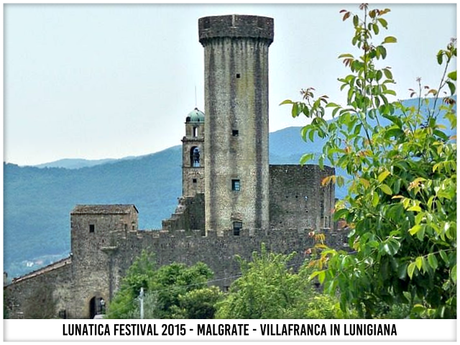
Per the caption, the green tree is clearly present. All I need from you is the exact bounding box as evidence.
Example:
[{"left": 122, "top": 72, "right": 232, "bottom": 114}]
[
  {"left": 152, "top": 261, "right": 214, "bottom": 319},
  {"left": 106, "top": 250, "right": 217, "bottom": 319},
  {"left": 106, "top": 250, "right": 157, "bottom": 319},
  {"left": 216, "top": 244, "right": 346, "bottom": 319},
  {"left": 170, "top": 286, "right": 223, "bottom": 319},
  {"left": 282, "top": 4, "right": 456, "bottom": 318}
]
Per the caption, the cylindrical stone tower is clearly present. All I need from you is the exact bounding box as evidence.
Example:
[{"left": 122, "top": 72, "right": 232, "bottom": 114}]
[{"left": 199, "top": 15, "right": 274, "bottom": 234}]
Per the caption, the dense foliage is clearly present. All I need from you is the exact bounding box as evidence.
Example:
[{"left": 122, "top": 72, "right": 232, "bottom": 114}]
[
  {"left": 106, "top": 251, "right": 220, "bottom": 319},
  {"left": 215, "top": 244, "right": 350, "bottom": 319},
  {"left": 107, "top": 246, "right": 350, "bottom": 319},
  {"left": 282, "top": 4, "right": 456, "bottom": 318}
]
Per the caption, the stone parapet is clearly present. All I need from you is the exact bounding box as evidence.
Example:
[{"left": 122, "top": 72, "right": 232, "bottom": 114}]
[{"left": 199, "top": 15, "right": 274, "bottom": 45}]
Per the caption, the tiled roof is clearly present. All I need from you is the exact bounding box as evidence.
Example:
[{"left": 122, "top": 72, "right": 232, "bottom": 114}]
[{"left": 71, "top": 204, "right": 138, "bottom": 215}]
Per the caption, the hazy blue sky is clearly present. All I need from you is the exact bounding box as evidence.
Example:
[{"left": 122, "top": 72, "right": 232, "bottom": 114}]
[{"left": 4, "top": 3, "right": 456, "bottom": 166}]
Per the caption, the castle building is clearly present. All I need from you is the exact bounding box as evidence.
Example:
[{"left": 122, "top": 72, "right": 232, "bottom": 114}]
[{"left": 4, "top": 15, "right": 339, "bottom": 319}]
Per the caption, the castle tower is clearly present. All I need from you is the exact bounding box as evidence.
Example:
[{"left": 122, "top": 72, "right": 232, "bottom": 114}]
[
  {"left": 182, "top": 108, "right": 205, "bottom": 197},
  {"left": 199, "top": 15, "right": 274, "bottom": 233}
]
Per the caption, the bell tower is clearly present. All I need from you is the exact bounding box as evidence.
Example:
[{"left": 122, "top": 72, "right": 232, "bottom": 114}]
[
  {"left": 182, "top": 108, "right": 205, "bottom": 197},
  {"left": 199, "top": 15, "right": 274, "bottom": 233}
]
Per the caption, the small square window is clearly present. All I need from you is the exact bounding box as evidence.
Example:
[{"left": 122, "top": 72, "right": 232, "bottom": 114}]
[
  {"left": 89, "top": 224, "right": 95, "bottom": 233},
  {"left": 231, "top": 179, "right": 240, "bottom": 191},
  {"left": 233, "top": 221, "right": 242, "bottom": 236},
  {"left": 232, "top": 129, "right": 239, "bottom": 136},
  {"left": 193, "top": 178, "right": 197, "bottom": 183},
  {"left": 236, "top": 73, "right": 241, "bottom": 78}
]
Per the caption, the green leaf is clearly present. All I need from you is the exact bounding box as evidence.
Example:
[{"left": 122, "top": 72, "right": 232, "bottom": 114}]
[
  {"left": 338, "top": 53, "right": 354, "bottom": 59},
  {"left": 299, "top": 153, "right": 315, "bottom": 165},
  {"left": 439, "top": 250, "right": 449, "bottom": 264},
  {"left": 334, "top": 208, "right": 349, "bottom": 220},
  {"left": 447, "top": 70, "right": 457, "bottom": 81},
  {"left": 382, "top": 239, "right": 400, "bottom": 256},
  {"left": 451, "top": 265, "right": 457, "bottom": 283},
  {"left": 378, "top": 170, "right": 390, "bottom": 183},
  {"left": 384, "top": 127, "right": 404, "bottom": 139},
  {"left": 447, "top": 80, "right": 456, "bottom": 96},
  {"left": 383, "top": 36, "right": 397, "bottom": 44},
  {"left": 373, "top": 23, "right": 379, "bottom": 35},
  {"left": 279, "top": 99, "right": 294, "bottom": 105},
  {"left": 359, "top": 178, "right": 370, "bottom": 188},
  {"left": 427, "top": 253, "right": 438, "bottom": 270},
  {"left": 353, "top": 15, "right": 359, "bottom": 27},
  {"left": 437, "top": 50, "right": 444, "bottom": 65},
  {"left": 292, "top": 102, "right": 299, "bottom": 118},
  {"left": 412, "top": 304, "right": 426, "bottom": 315},
  {"left": 407, "top": 262, "right": 416, "bottom": 279},
  {"left": 379, "top": 184, "right": 392, "bottom": 195},
  {"left": 415, "top": 257, "right": 423, "bottom": 270},
  {"left": 397, "top": 262, "right": 408, "bottom": 279},
  {"left": 409, "top": 224, "right": 422, "bottom": 236},
  {"left": 318, "top": 270, "right": 326, "bottom": 284},
  {"left": 377, "top": 17, "right": 388, "bottom": 29},
  {"left": 407, "top": 205, "right": 422, "bottom": 212},
  {"left": 372, "top": 192, "right": 380, "bottom": 207},
  {"left": 383, "top": 68, "right": 393, "bottom": 79},
  {"left": 377, "top": 45, "right": 387, "bottom": 59}
]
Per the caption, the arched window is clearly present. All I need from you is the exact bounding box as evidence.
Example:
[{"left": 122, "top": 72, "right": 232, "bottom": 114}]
[{"left": 191, "top": 147, "right": 200, "bottom": 167}]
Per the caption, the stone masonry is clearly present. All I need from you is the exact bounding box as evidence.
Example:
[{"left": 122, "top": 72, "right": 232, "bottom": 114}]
[{"left": 3, "top": 14, "right": 341, "bottom": 319}]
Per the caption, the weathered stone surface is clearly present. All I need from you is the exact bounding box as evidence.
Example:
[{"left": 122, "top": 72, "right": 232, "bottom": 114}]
[
  {"left": 3, "top": 15, "right": 340, "bottom": 319},
  {"left": 202, "top": 15, "right": 272, "bottom": 232},
  {"left": 199, "top": 15, "right": 274, "bottom": 44}
]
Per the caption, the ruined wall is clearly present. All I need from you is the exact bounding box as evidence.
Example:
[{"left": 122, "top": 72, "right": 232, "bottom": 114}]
[
  {"left": 162, "top": 193, "right": 205, "bottom": 233},
  {"left": 269, "top": 165, "right": 335, "bottom": 231}
]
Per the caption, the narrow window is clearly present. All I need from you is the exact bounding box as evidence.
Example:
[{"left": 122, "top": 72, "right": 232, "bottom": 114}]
[
  {"left": 89, "top": 224, "right": 95, "bottom": 233},
  {"left": 193, "top": 126, "right": 198, "bottom": 138},
  {"left": 232, "top": 129, "right": 239, "bottom": 136},
  {"left": 231, "top": 179, "right": 240, "bottom": 191},
  {"left": 233, "top": 222, "right": 242, "bottom": 236},
  {"left": 191, "top": 147, "right": 200, "bottom": 167}
]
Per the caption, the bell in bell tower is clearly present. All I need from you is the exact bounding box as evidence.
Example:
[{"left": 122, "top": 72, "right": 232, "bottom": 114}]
[{"left": 182, "top": 108, "right": 205, "bottom": 197}]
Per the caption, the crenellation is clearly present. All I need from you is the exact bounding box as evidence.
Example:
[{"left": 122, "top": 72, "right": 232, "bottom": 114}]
[{"left": 3, "top": 13, "right": 340, "bottom": 319}]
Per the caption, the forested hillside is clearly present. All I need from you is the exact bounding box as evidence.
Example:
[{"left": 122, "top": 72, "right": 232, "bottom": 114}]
[{"left": 4, "top": 147, "right": 182, "bottom": 278}]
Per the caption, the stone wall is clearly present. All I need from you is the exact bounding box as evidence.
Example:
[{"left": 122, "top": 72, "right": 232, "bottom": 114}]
[
  {"left": 111, "top": 226, "right": 348, "bottom": 294},
  {"left": 4, "top": 222, "right": 347, "bottom": 318},
  {"left": 269, "top": 164, "right": 335, "bottom": 231},
  {"left": 201, "top": 15, "right": 273, "bottom": 232},
  {"left": 4, "top": 258, "right": 73, "bottom": 319},
  {"left": 162, "top": 193, "right": 205, "bottom": 233}
]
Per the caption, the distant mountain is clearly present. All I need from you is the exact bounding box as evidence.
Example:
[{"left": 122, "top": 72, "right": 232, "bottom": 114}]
[
  {"left": 32, "top": 156, "right": 140, "bottom": 169},
  {"left": 3, "top": 97, "right": 455, "bottom": 278},
  {"left": 4, "top": 146, "right": 183, "bottom": 278}
]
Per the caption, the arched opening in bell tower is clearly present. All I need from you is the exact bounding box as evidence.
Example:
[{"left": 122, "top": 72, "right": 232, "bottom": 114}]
[{"left": 191, "top": 146, "right": 201, "bottom": 167}]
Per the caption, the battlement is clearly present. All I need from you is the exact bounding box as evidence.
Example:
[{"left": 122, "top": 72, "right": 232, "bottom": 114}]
[
  {"left": 199, "top": 15, "right": 274, "bottom": 45},
  {"left": 122, "top": 226, "right": 343, "bottom": 244}
]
